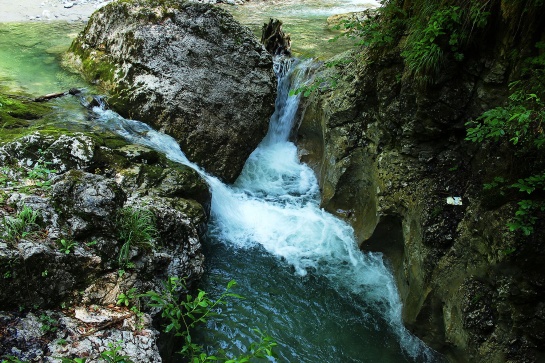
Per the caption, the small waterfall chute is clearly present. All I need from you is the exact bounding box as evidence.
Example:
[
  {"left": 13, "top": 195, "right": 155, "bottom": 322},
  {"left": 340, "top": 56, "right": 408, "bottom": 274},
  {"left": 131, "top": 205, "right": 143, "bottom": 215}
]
[{"left": 89, "top": 59, "right": 439, "bottom": 362}]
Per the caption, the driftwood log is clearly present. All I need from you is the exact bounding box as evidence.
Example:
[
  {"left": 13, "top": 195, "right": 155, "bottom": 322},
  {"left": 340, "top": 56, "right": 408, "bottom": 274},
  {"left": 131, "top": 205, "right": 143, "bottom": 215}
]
[
  {"left": 34, "top": 88, "right": 81, "bottom": 102},
  {"left": 261, "top": 18, "right": 291, "bottom": 56}
]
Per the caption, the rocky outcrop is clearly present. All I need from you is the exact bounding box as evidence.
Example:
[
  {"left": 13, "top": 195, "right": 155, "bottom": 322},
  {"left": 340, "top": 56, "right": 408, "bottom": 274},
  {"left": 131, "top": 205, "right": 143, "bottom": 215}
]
[
  {"left": 66, "top": 0, "right": 276, "bottom": 183},
  {"left": 0, "top": 310, "right": 161, "bottom": 362},
  {"left": 297, "top": 4, "right": 545, "bottom": 363},
  {"left": 0, "top": 128, "right": 210, "bottom": 361}
]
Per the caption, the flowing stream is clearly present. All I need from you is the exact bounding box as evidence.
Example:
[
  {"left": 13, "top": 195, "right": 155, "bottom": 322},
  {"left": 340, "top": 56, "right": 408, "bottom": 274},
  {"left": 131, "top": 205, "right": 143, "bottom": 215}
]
[
  {"left": 0, "top": 10, "right": 443, "bottom": 363},
  {"left": 91, "top": 59, "right": 443, "bottom": 363}
]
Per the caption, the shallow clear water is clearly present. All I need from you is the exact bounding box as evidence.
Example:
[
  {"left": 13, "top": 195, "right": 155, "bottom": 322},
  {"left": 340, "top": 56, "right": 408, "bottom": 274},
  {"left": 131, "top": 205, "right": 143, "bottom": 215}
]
[
  {"left": 223, "top": 0, "right": 380, "bottom": 58},
  {"left": 0, "top": 21, "right": 90, "bottom": 96}
]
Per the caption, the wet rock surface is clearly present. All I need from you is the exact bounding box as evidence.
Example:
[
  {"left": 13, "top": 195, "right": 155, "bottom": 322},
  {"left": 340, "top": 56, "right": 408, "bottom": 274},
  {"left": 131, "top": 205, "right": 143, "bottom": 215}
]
[
  {"left": 298, "top": 25, "right": 545, "bottom": 363},
  {"left": 66, "top": 0, "right": 276, "bottom": 183}
]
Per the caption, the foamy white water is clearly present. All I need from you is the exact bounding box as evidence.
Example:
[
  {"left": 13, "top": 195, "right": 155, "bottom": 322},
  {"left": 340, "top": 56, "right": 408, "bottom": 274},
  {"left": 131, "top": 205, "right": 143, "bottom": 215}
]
[{"left": 92, "top": 58, "right": 437, "bottom": 362}]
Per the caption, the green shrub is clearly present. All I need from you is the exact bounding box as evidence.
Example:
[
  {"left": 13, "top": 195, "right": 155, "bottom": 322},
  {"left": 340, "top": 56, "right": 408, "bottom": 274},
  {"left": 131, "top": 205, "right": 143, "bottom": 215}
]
[
  {"left": 466, "top": 42, "right": 545, "bottom": 235},
  {"left": 401, "top": 4, "right": 489, "bottom": 83},
  {"left": 143, "top": 278, "right": 277, "bottom": 362}
]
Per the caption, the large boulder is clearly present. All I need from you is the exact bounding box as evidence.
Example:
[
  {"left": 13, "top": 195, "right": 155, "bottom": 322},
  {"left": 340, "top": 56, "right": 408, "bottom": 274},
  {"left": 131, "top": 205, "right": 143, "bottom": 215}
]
[{"left": 67, "top": 0, "right": 277, "bottom": 182}]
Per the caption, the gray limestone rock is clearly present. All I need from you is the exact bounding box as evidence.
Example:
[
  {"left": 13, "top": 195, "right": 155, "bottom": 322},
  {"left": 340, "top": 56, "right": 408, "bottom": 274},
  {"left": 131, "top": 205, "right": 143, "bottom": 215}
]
[
  {"left": 52, "top": 170, "right": 126, "bottom": 237},
  {"left": 67, "top": 0, "right": 277, "bottom": 182}
]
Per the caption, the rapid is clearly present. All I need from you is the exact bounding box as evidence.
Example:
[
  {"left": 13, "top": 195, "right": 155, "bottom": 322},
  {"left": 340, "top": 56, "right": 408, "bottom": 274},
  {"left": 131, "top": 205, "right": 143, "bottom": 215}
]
[{"left": 92, "top": 58, "right": 442, "bottom": 363}]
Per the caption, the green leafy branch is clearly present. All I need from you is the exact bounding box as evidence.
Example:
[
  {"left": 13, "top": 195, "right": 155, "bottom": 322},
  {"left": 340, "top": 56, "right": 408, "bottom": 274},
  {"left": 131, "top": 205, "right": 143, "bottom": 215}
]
[
  {"left": 142, "top": 278, "right": 276, "bottom": 362},
  {"left": 466, "top": 74, "right": 545, "bottom": 235}
]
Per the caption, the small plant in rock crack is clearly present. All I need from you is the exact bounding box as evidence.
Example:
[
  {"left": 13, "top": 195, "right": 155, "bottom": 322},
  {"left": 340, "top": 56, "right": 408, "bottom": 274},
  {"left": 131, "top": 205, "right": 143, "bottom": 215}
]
[
  {"left": 116, "top": 207, "right": 157, "bottom": 268},
  {"left": 117, "top": 287, "right": 138, "bottom": 307},
  {"left": 99, "top": 342, "right": 134, "bottom": 363},
  {"left": 39, "top": 313, "right": 58, "bottom": 334},
  {"left": 26, "top": 158, "right": 57, "bottom": 189},
  {"left": 1, "top": 356, "right": 28, "bottom": 363},
  {"left": 57, "top": 239, "right": 76, "bottom": 254},
  {"left": 2, "top": 205, "right": 40, "bottom": 242}
]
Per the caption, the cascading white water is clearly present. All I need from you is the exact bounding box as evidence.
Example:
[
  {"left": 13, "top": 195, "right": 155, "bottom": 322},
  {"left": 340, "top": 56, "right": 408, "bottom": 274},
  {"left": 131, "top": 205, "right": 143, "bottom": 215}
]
[{"left": 91, "top": 58, "right": 440, "bottom": 362}]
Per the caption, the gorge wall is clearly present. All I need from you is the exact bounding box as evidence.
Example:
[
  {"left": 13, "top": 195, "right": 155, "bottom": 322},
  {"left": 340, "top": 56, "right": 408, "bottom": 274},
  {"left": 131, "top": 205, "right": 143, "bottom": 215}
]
[{"left": 297, "top": 1, "right": 545, "bottom": 362}]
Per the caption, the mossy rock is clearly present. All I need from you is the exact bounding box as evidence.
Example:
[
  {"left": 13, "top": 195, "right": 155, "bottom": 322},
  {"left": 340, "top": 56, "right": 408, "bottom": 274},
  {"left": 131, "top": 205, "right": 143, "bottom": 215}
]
[
  {"left": 66, "top": 0, "right": 276, "bottom": 183},
  {"left": 0, "top": 93, "right": 52, "bottom": 130}
]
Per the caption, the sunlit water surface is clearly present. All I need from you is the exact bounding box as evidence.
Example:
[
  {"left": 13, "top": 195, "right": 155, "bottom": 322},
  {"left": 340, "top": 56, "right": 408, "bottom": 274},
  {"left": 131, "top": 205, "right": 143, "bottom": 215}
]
[{"left": 222, "top": 0, "right": 380, "bottom": 58}]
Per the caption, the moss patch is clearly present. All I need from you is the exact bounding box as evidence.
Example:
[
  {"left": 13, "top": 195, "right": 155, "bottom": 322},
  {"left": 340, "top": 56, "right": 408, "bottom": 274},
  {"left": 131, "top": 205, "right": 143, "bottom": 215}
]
[{"left": 0, "top": 93, "right": 52, "bottom": 128}]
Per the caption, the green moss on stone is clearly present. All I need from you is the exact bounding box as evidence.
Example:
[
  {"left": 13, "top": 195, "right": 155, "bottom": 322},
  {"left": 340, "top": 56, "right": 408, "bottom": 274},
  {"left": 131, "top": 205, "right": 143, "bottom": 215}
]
[{"left": 0, "top": 93, "right": 52, "bottom": 126}]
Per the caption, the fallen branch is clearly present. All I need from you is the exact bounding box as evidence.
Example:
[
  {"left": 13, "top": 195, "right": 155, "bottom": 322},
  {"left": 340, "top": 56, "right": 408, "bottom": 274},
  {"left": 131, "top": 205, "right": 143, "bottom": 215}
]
[
  {"left": 79, "top": 313, "right": 133, "bottom": 338},
  {"left": 34, "top": 88, "right": 82, "bottom": 102}
]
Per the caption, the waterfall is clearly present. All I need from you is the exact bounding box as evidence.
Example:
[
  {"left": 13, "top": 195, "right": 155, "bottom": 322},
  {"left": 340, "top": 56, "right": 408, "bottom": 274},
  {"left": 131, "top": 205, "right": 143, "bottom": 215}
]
[{"left": 90, "top": 58, "right": 440, "bottom": 362}]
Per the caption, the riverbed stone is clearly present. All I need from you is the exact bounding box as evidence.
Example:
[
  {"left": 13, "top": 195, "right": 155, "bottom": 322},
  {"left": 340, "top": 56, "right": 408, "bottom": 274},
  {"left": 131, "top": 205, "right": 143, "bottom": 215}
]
[{"left": 66, "top": 0, "right": 276, "bottom": 182}]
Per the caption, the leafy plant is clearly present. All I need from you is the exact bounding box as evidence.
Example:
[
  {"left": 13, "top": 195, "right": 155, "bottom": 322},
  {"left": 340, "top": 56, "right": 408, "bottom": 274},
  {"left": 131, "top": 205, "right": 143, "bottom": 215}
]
[
  {"left": 2, "top": 205, "right": 40, "bottom": 242},
  {"left": 85, "top": 240, "right": 98, "bottom": 247},
  {"left": 466, "top": 49, "right": 545, "bottom": 235},
  {"left": 117, "top": 287, "right": 138, "bottom": 307},
  {"left": 26, "top": 160, "right": 57, "bottom": 188},
  {"left": 0, "top": 167, "right": 10, "bottom": 187},
  {"left": 401, "top": 5, "right": 465, "bottom": 83},
  {"left": 57, "top": 239, "right": 76, "bottom": 254},
  {"left": 1, "top": 356, "right": 28, "bottom": 363},
  {"left": 39, "top": 313, "right": 58, "bottom": 333},
  {"left": 289, "top": 76, "right": 337, "bottom": 97},
  {"left": 58, "top": 358, "right": 87, "bottom": 363},
  {"left": 143, "top": 278, "right": 276, "bottom": 361},
  {"left": 116, "top": 207, "right": 157, "bottom": 268},
  {"left": 99, "top": 342, "right": 134, "bottom": 363},
  {"left": 507, "top": 199, "right": 544, "bottom": 236},
  {"left": 466, "top": 87, "right": 545, "bottom": 148}
]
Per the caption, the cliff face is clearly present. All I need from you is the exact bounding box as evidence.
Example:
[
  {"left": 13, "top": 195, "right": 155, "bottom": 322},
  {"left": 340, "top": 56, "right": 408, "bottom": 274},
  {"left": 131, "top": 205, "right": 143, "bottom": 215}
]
[{"left": 297, "top": 1, "right": 545, "bottom": 361}]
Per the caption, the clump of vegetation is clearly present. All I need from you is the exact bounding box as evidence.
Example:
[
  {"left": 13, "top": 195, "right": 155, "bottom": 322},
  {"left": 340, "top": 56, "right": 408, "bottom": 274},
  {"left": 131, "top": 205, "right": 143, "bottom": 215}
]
[
  {"left": 466, "top": 41, "right": 545, "bottom": 235},
  {"left": 329, "top": 0, "right": 493, "bottom": 84},
  {"left": 26, "top": 159, "right": 56, "bottom": 189},
  {"left": 39, "top": 313, "right": 58, "bottom": 334},
  {"left": 57, "top": 238, "right": 77, "bottom": 254},
  {"left": 2, "top": 205, "right": 41, "bottom": 242},
  {"left": 400, "top": 2, "right": 490, "bottom": 84},
  {"left": 116, "top": 207, "right": 157, "bottom": 268}
]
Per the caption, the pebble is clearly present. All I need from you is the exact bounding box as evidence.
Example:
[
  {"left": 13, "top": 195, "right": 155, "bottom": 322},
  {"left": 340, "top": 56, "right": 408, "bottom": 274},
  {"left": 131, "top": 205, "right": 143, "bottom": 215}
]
[{"left": 64, "top": 2, "right": 74, "bottom": 8}]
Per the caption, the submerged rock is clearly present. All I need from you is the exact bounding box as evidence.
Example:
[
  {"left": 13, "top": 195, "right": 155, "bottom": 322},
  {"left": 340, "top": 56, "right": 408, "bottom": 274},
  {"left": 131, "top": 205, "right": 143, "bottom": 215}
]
[{"left": 66, "top": 0, "right": 276, "bottom": 182}]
